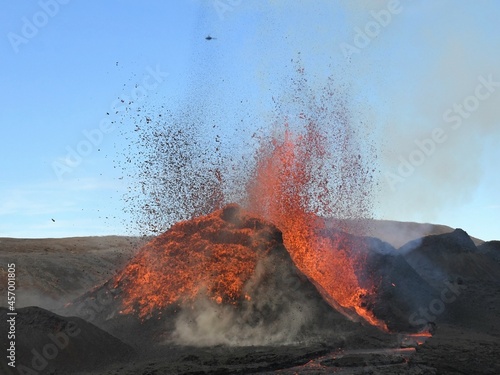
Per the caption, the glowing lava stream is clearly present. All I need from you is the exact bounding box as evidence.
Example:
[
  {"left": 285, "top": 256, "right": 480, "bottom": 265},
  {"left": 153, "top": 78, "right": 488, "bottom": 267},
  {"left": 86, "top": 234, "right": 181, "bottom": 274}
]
[{"left": 247, "top": 124, "right": 387, "bottom": 330}]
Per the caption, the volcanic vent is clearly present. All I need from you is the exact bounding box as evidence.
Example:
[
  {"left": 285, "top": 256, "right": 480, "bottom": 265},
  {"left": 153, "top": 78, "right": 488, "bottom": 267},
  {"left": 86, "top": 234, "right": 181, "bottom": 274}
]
[{"left": 74, "top": 204, "right": 370, "bottom": 346}]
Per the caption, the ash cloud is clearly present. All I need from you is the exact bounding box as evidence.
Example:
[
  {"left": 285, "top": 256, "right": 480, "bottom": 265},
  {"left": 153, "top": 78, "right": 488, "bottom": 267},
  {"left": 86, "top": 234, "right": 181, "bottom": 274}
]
[
  {"left": 171, "top": 290, "right": 314, "bottom": 346},
  {"left": 1, "top": 288, "right": 66, "bottom": 310},
  {"left": 172, "top": 304, "right": 311, "bottom": 347}
]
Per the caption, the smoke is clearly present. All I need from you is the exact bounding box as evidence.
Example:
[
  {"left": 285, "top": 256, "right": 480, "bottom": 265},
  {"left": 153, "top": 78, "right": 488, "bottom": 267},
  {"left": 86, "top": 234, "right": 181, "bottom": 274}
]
[
  {"left": 373, "top": 1, "right": 500, "bottom": 221},
  {"left": 171, "top": 252, "right": 323, "bottom": 346},
  {"left": 171, "top": 294, "right": 312, "bottom": 346},
  {"left": 0, "top": 289, "right": 66, "bottom": 311}
]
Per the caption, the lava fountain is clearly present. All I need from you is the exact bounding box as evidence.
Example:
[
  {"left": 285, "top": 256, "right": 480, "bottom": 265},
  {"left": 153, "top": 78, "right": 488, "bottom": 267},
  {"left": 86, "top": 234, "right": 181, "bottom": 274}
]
[
  {"left": 117, "top": 69, "right": 387, "bottom": 331},
  {"left": 247, "top": 122, "right": 386, "bottom": 330}
]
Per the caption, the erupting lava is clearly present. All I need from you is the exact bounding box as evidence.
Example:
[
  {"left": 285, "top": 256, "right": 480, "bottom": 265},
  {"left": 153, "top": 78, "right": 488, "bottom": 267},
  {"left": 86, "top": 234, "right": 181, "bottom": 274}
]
[
  {"left": 118, "top": 70, "right": 386, "bottom": 330},
  {"left": 115, "top": 121, "right": 386, "bottom": 329},
  {"left": 113, "top": 204, "right": 282, "bottom": 318},
  {"left": 247, "top": 123, "right": 386, "bottom": 329}
]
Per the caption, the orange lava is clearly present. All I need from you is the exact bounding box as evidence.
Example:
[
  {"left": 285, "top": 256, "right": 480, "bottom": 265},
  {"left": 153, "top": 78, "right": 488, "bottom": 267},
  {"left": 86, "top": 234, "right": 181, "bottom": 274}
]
[
  {"left": 113, "top": 205, "right": 281, "bottom": 318},
  {"left": 247, "top": 123, "right": 387, "bottom": 329}
]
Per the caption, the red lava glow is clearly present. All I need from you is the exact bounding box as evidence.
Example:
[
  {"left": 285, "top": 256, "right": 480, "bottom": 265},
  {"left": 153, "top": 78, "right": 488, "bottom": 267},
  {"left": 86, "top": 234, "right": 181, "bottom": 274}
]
[
  {"left": 113, "top": 204, "right": 281, "bottom": 318},
  {"left": 247, "top": 123, "right": 387, "bottom": 330}
]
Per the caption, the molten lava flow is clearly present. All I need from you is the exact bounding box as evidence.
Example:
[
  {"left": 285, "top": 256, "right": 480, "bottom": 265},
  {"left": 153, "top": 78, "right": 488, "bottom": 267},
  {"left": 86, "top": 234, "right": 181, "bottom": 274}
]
[
  {"left": 113, "top": 204, "right": 282, "bottom": 318},
  {"left": 247, "top": 123, "right": 387, "bottom": 329}
]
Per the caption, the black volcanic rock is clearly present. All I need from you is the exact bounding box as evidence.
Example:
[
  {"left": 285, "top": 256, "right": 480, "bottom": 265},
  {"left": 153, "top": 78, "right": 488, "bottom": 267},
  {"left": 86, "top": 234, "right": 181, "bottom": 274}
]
[
  {"left": 401, "top": 229, "right": 500, "bottom": 285},
  {"left": 324, "top": 217, "right": 478, "bottom": 248},
  {"left": 316, "top": 228, "right": 438, "bottom": 332},
  {"left": 395, "top": 230, "right": 500, "bottom": 332},
  {"left": 478, "top": 240, "right": 500, "bottom": 264},
  {"left": 0, "top": 306, "right": 134, "bottom": 375},
  {"left": 401, "top": 228, "right": 478, "bottom": 255},
  {"left": 365, "top": 250, "right": 438, "bottom": 332}
]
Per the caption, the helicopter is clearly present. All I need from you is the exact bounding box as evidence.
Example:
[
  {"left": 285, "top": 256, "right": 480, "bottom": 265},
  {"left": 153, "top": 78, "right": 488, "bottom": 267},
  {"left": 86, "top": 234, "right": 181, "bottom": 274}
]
[{"left": 205, "top": 35, "right": 217, "bottom": 41}]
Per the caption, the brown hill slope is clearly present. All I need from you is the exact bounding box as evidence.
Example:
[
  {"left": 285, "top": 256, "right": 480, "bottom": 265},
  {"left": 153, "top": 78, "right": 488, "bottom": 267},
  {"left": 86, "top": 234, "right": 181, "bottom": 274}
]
[{"left": 0, "top": 236, "right": 144, "bottom": 309}]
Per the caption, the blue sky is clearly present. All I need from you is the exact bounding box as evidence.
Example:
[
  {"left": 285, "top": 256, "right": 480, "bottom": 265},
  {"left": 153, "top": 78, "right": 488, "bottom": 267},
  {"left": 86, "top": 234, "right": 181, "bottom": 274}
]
[{"left": 1, "top": 1, "right": 499, "bottom": 241}]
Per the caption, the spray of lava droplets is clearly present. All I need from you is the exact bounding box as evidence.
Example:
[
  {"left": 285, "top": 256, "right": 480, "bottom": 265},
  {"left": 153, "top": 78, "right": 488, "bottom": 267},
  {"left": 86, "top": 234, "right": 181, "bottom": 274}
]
[
  {"left": 118, "top": 69, "right": 386, "bottom": 329},
  {"left": 246, "top": 119, "right": 386, "bottom": 329}
]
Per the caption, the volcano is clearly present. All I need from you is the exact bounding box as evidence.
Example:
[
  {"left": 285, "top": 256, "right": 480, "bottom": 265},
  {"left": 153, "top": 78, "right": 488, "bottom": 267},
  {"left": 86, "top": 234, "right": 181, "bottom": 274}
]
[{"left": 69, "top": 204, "right": 390, "bottom": 348}]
